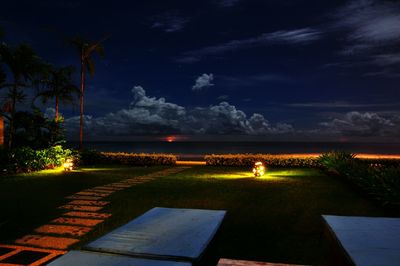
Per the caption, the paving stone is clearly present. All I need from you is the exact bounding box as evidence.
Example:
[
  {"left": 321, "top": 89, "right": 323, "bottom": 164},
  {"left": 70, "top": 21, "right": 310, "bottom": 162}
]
[
  {"left": 35, "top": 224, "right": 92, "bottom": 237},
  {"left": 59, "top": 205, "right": 103, "bottom": 212},
  {"left": 75, "top": 191, "right": 111, "bottom": 197},
  {"left": 66, "top": 195, "right": 103, "bottom": 200},
  {"left": 91, "top": 186, "right": 119, "bottom": 191},
  {"left": 51, "top": 217, "right": 104, "bottom": 227},
  {"left": 86, "top": 188, "right": 119, "bottom": 193},
  {"left": 67, "top": 200, "right": 109, "bottom": 206},
  {"left": 15, "top": 235, "right": 78, "bottom": 250},
  {"left": 63, "top": 211, "right": 112, "bottom": 219},
  {"left": 108, "top": 183, "right": 132, "bottom": 188},
  {"left": 0, "top": 244, "right": 65, "bottom": 266}
]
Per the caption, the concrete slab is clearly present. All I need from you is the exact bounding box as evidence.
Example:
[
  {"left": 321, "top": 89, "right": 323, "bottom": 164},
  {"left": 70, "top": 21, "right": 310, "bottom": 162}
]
[
  {"left": 48, "top": 250, "right": 191, "bottom": 266},
  {"left": 85, "top": 207, "right": 226, "bottom": 261},
  {"left": 322, "top": 215, "right": 400, "bottom": 266},
  {"left": 218, "top": 258, "right": 305, "bottom": 266}
]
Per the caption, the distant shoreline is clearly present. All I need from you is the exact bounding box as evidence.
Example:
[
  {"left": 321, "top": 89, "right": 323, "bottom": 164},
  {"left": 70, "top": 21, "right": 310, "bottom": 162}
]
[{"left": 65, "top": 141, "right": 400, "bottom": 159}]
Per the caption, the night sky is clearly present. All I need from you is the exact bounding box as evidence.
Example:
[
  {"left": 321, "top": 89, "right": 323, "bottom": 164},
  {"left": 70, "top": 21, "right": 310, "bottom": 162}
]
[{"left": 1, "top": 0, "right": 400, "bottom": 142}]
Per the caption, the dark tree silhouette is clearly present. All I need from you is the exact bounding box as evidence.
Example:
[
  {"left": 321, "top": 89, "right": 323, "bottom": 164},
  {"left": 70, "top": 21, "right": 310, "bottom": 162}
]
[
  {"left": 35, "top": 65, "right": 79, "bottom": 120},
  {"left": 70, "top": 35, "right": 108, "bottom": 149},
  {"left": 0, "top": 43, "right": 46, "bottom": 149}
]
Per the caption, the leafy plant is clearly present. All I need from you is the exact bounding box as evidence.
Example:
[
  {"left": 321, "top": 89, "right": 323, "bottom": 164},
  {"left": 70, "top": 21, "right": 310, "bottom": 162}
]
[
  {"left": 318, "top": 151, "right": 356, "bottom": 172},
  {"left": 2, "top": 145, "right": 73, "bottom": 173}
]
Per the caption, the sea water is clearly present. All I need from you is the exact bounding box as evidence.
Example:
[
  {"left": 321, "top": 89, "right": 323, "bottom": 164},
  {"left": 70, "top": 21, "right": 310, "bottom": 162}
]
[{"left": 66, "top": 141, "right": 400, "bottom": 160}]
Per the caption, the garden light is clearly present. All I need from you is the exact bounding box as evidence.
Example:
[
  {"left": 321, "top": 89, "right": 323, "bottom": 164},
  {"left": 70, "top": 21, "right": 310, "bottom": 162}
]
[
  {"left": 63, "top": 158, "right": 74, "bottom": 171},
  {"left": 252, "top": 161, "right": 265, "bottom": 177}
]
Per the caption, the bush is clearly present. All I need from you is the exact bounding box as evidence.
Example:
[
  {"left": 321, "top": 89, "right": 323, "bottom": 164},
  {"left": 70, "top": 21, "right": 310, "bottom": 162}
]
[
  {"left": 79, "top": 149, "right": 106, "bottom": 165},
  {"left": 205, "top": 154, "right": 320, "bottom": 167},
  {"left": 79, "top": 150, "right": 177, "bottom": 166},
  {"left": 2, "top": 145, "right": 74, "bottom": 173},
  {"left": 318, "top": 151, "right": 356, "bottom": 172},
  {"left": 318, "top": 151, "right": 400, "bottom": 206}
]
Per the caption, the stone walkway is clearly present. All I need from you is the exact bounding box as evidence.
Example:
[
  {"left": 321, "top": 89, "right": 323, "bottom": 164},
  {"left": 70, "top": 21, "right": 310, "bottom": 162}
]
[{"left": 0, "top": 166, "right": 190, "bottom": 265}]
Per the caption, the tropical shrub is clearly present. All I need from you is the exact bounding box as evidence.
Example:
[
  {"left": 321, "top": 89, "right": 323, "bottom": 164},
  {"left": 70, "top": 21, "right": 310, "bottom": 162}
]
[
  {"left": 205, "top": 154, "right": 320, "bottom": 167},
  {"left": 318, "top": 151, "right": 356, "bottom": 172},
  {"left": 2, "top": 145, "right": 74, "bottom": 173},
  {"left": 318, "top": 151, "right": 400, "bottom": 206}
]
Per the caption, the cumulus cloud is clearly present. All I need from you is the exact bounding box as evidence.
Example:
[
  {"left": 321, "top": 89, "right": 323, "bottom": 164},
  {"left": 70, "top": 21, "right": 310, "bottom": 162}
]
[
  {"left": 175, "top": 28, "right": 322, "bottom": 63},
  {"left": 320, "top": 111, "right": 397, "bottom": 137},
  {"left": 192, "top": 73, "right": 214, "bottom": 91},
  {"left": 65, "top": 86, "right": 293, "bottom": 138}
]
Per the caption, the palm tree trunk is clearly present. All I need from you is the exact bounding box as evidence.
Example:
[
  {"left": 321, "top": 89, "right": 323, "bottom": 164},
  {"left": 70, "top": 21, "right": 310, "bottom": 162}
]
[
  {"left": 7, "top": 85, "right": 17, "bottom": 149},
  {"left": 55, "top": 96, "right": 59, "bottom": 121},
  {"left": 79, "top": 53, "right": 85, "bottom": 150}
]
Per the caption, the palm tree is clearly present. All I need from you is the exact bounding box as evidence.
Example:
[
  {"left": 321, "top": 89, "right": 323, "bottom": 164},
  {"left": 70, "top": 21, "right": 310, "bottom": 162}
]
[
  {"left": 35, "top": 65, "right": 79, "bottom": 120},
  {"left": 0, "top": 43, "right": 45, "bottom": 149},
  {"left": 70, "top": 35, "right": 108, "bottom": 149}
]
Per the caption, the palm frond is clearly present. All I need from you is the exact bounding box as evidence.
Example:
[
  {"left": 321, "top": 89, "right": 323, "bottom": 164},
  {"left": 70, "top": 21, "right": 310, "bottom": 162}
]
[{"left": 86, "top": 58, "right": 95, "bottom": 76}]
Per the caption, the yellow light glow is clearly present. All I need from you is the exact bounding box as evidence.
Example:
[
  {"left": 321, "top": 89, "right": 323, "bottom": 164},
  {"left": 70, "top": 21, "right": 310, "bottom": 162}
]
[
  {"left": 252, "top": 161, "right": 265, "bottom": 177},
  {"left": 63, "top": 159, "right": 74, "bottom": 171}
]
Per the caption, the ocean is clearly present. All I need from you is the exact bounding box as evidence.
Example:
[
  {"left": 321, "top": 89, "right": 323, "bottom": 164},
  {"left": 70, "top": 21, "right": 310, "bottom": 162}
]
[{"left": 67, "top": 141, "right": 400, "bottom": 160}]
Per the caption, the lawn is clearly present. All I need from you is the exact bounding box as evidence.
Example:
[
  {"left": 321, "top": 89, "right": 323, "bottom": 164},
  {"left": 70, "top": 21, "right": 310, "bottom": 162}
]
[{"left": 1, "top": 165, "right": 399, "bottom": 265}]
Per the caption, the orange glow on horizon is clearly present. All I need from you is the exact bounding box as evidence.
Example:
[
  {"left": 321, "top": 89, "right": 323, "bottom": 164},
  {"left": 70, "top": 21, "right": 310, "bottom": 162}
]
[{"left": 166, "top": 136, "right": 176, "bottom": 142}]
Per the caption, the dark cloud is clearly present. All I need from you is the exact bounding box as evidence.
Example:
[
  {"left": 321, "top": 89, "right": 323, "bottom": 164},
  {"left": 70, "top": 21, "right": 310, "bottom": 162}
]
[
  {"left": 320, "top": 111, "right": 398, "bottom": 137},
  {"left": 149, "top": 11, "right": 189, "bottom": 33},
  {"left": 286, "top": 101, "right": 399, "bottom": 109},
  {"left": 220, "top": 74, "right": 292, "bottom": 87},
  {"left": 65, "top": 86, "right": 293, "bottom": 138},
  {"left": 334, "top": 0, "right": 400, "bottom": 46},
  {"left": 218, "top": 0, "right": 241, "bottom": 8},
  {"left": 331, "top": 0, "right": 400, "bottom": 76},
  {"left": 175, "top": 28, "right": 322, "bottom": 63}
]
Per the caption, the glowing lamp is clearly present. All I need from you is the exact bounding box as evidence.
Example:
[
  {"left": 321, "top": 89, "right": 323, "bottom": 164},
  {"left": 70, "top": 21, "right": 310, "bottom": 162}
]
[
  {"left": 252, "top": 161, "right": 265, "bottom": 177},
  {"left": 63, "top": 158, "right": 74, "bottom": 171}
]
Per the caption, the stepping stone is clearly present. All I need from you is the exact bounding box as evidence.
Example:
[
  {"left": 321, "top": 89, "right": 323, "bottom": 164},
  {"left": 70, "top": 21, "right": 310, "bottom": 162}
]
[
  {"left": 66, "top": 195, "right": 103, "bottom": 200},
  {"left": 91, "top": 186, "right": 119, "bottom": 191},
  {"left": 67, "top": 200, "right": 109, "bottom": 206},
  {"left": 59, "top": 205, "right": 103, "bottom": 212},
  {"left": 85, "top": 188, "right": 119, "bottom": 193},
  {"left": 107, "top": 184, "right": 132, "bottom": 188},
  {"left": 76, "top": 192, "right": 111, "bottom": 197},
  {"left": 35, "top": 224, "right": 92, "bottom": 237},
  {"left": 0, "top": 244, "right": 65, "bottom": 266},
  {"left": 51, "top": 217, "right": 104, "bottom": 227},
  {"left": 63, "top": 211, "right": 112, "bottom": 219},
  {"left": 125, "top": 180, "right": 146, "bottom": 184},
  {"left": 15, "top": 235, "right": 78, "bottom": 250}
]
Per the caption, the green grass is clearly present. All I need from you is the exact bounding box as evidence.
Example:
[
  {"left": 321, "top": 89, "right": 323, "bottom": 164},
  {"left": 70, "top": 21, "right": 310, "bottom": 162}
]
[
  {"left": 0, "top": 165, "right": 168, "bottom": 241},
  {"left": 1, "top": 165, "right": 399, "bottom": 265}
]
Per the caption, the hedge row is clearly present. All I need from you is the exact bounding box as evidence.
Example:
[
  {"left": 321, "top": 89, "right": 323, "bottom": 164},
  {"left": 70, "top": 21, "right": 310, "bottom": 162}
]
[
  {"left": 204, "top": 154, "right": 321, "bottom": 167},
  {"left": 80, "top": 150, "right": 177, "bottom": 166}
]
